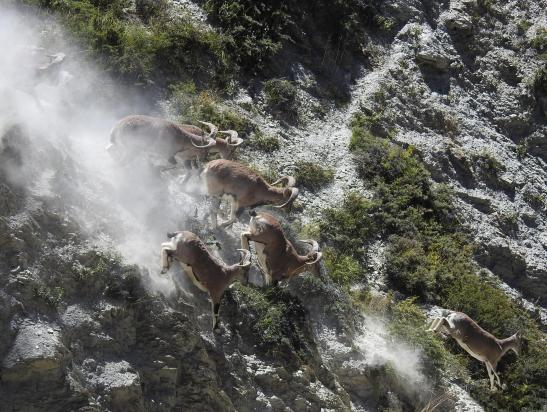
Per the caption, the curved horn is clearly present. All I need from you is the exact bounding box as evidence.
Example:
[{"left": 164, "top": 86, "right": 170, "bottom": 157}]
[
  {"left": 220, "top": 130, "right": 238, "bottom": 144},
  {"left": 236, "top": 249, "right": 251, "bottom": 268},
  {"left": 191, "top": 138, "right": 216, "bottom": 148},
  {"left": 272, "top": 175, "right": 296, "bottom": 188},
  {"left": 198, "top": 121, "right": 218, "bottom": 139},
  {"left": 275, "top": 187, "right": 299, "bottom": 208},
  {"left": 299, "top": 239, "right": 319, "bottom": 253},
  {"left": 306, "top": 252, "right": 322, "bottom": 265}
]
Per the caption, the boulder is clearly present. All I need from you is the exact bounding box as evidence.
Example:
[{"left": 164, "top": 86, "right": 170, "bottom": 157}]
[
  {"left": 416, "top": 27, "right": 452, "bottom": 70},
  {"left": 1, "top": 321, "right": 70, "bottom": 384}
]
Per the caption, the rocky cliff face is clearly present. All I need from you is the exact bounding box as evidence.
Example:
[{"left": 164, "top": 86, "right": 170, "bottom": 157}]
[{"left": 0, "top": 0, "right": 545, "bottom": 411}]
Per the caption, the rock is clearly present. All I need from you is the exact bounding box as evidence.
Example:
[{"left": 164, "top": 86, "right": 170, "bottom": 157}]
[
  {"left": 415, "top": 27, "right": 452, "bottom": 70},
  {"left": 441, "top": 9, "right": 473, "bottom": 33},
  {"left": 527, "top": 128, "right": 547, "bottom": 161},
  {"left": 89, "top": 361, "right": 145, "bottom": 412},
  {"left": 1, "top": 321, "right": 71, "bottom": 384}
]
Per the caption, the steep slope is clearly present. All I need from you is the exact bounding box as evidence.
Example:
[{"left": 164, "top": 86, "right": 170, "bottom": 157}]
[{"left": 1, "top": 1, "right": 546, "bottom": 411}]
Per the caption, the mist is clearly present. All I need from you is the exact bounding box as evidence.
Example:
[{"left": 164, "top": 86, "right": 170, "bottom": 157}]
[{"left": 0, "top": 4, "right": 199, "bottom": 296}]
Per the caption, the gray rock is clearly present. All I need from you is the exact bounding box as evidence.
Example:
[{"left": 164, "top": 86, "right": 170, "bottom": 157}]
[
  {"left": 2, "top": 321, "right": 71, "bottom": 384},
  {"left": 416, "top": 27, "right": 452, "bottom": 70}
]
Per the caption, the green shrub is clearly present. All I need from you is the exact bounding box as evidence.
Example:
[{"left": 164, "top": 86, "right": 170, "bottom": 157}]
[
  {"left": 323, "top": 248, "right": 364, "bottom": 286},
  {"left": 319, "top": 192, "right": 377, "bottom": 255},
  {"left": 29, "top": 0, "right": 231, "bottom": 88},
  {"left": 523, "top": 191, "right": 545, "bottom": 209},
  {"left": 248, "top": 131, "right": 280, "bottom": 152},
  {"left": 530, "top": 27, "right": 547, "bottom": 52},
  {"left": 171, "top": 82, "right": 253, "bottom": 136},
  {"left": 203, "top": 0, "right": 369, "bottom": 72},
  {"left": 385, "top": 233, "right": 475, "bottom": 302},
  {"left": 294, "top": 161, "right": 334, "bottom": 191},
  {"left": 230, "top": 285, "right": 314, "bottom": 363},
  {"left": 33, "top": 284, "right": 64, "bottom": 307},
  {"left": 532, "top": 66, "right": 547, "bottom": 96},
  {"left": 474, "top": 152, "right": 506, "bottom": 176},
  {"left": 517, "top": 19, "right": 532, "bottom": 34},
  {"left": 264, "top": 78, "right": 298, "bottom": 114}
]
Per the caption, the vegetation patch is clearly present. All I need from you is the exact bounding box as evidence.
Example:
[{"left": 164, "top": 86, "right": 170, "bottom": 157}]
[
  {"left": 264, "top": 78, "right": 298, "bottom": 116},
  {"left": 294, "top": 161, "right": 334, "bottom": 191},
  {"left": 323, "top": 248, "right": 363, "bottom": 286},
  {"left": 228, "top": 284, "right": 317, "bottom": 367},
  {"left": 33, "top": 284, "right": 64, "bottom": 308},
  {"left": 248, "top": 131, "right": 280, "bottom": 153},
  {"left": 171, "top": 82, "right": 253, "bottom": 136},
  {"left": 530, "top": 27, "right": 547, "bottom": 52},
  {"left": 203, "top": 0, "right": 372, "bottom": 73},
  {"left": 315, "top": 108, "right": 547, "bottom": 409},
  {"left": 27, "top": 0, "right": 231, "bottom": 89}
]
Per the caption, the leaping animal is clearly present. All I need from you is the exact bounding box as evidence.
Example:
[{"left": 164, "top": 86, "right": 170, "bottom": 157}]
[
  {"left": 201, "top": 159, "right": 299, "bottom": 228},
  {"left": 160, "top": 231, "right": 251, "bottom": 331},
  {"left": 240, "top": 210, "right": 322, "bottom": 285},
  {"left": 427, "top": 311, "right": 521, "bottom": 391}
]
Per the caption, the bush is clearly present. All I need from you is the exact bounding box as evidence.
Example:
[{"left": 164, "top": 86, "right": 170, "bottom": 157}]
[
  {"left": 29, "top": 0, "right": 231, "bottom": 88},
  {"left": 385, "top": 233, "right": 475, "bottom": 302},
  {"left": 319, "top": 192, "right": 377, "bottom": 255},
  {"left": 203, "top": 0, "right": 370, "bottom": 73},
  {"left": 229, "top": 285, "right": 316, "bottom": 365},
  {"left": 248, "top": 131, "right": 280, "bottom": 152},
  {"left": 294, "top": 161, "right": 334, "bottom": 191},
  {"left": 33, "top": 284, "right": 64, "bottom": 308},
  {"left": 323, "top": 248, "right": 364, "bottom": 286},
  {"left": 264, "top": 78, "right": 298, "bottom": 114},
  {"left": 474, "top": 152, "right": 506, "bottom": 177},
  {"left": 171, "top": 82, "right": 253, "bottom": 136},
  {"left": 530, "top": 27, "right": 547, "bottom": 52}
]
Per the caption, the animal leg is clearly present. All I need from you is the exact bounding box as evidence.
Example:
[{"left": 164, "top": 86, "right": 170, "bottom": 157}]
[
  {"left": 489, "top": 362, "right": 501, "bottom": 388},
  {"left": 209, "top": 197, "right": 221, "bottom": 228},
  {"left": 427, "top": 317, "right": 441, "bottom": 332},
  {"left": 211, "top": 298, "right": 221, "bottom": 333},
  {"left": 160, "top": 241, "right": 176, "bottom": 273},
  {"left": 240, "top": 232, "right": 251, "bottom": 251},
  {"left": 485, "top": 362, "right": 496, "bottom": 391},
  {"left": 219, "top": 199, "right": 239, "bottom": 228}
]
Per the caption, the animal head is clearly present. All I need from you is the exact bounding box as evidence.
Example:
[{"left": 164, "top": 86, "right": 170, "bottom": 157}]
[
  {"left": 511, "top": 330, "right": 523, "bottom": 355},
  {"left": 215, "top": 130, "right": 244, "bottom": 159},
  {"left": 232, "top": 248, "right": 252, "bottom": 285},
  {"left": 271, "top": 176, "right": 299, "bottom": 208},
  {"left": 298, "top": 239, "right": 323, "bottom": 276}
]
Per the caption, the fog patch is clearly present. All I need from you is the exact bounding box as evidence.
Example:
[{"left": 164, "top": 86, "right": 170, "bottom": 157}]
[
  {"left": 356, "top": 316, "right": 429, "bottom": 393},
  {"left": 0, "top": 4, "right": 198, "bottom": 296}
]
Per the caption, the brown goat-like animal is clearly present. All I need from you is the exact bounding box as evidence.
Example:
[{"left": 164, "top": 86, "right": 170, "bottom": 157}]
[
  {"left": 202, "top": 159, "right": 299, "bottom": 228},
  {"left": 428, "top": 311, "right": 521, "bottom": 391},
  {"left": 160, "top": 231, "right": 251, "bottom": 331},
  {"left": 106, "top": 115, "right": 219, "bottom": 167},
  {"left": 240, "top": 210, "right": 322, "bottom": 284}
]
